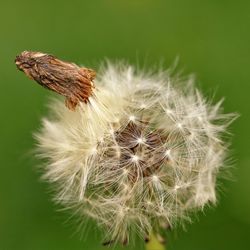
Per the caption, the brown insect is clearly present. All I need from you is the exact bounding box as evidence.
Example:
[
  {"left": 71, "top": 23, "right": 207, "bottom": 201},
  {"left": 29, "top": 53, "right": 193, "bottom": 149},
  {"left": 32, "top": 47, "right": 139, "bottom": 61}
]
[{"left": 15, "top": 51, "right": 96, "bottom": 110}]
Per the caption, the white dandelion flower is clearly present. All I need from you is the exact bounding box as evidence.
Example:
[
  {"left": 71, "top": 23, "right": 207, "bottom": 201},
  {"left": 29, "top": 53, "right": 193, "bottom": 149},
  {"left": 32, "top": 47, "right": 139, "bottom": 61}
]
[{"left": 15, "top": 52, "right": 236, "bottom": 246}]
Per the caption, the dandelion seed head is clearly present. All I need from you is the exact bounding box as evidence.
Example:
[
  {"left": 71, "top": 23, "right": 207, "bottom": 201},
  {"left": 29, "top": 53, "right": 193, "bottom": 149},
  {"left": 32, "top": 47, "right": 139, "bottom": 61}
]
[{"left": 35, "top": 62, "right": 236, "bottom": 244}]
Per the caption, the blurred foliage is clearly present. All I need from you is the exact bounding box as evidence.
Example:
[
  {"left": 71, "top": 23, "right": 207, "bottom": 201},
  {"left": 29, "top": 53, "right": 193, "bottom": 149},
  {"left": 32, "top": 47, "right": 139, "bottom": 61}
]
[{"left": 0, "top": 0, "right": 249, "bottom": 249}]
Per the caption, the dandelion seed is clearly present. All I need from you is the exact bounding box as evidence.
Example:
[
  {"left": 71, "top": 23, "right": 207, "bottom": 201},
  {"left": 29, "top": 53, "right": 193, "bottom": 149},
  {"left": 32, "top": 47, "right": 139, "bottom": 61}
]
[
  {"left": 166, "top": 109, "right": 173, "bottom": 115},
  {"left": 165, "top": 149, "right": 171, "bottom": 157},
  {"left": 177, "top": 122, "right": 183, "bottom": 129},
  {"left": 152, "top": 175, "right": 159, "bottom": 182},
  {"left": 129, "top": 115, "right": 136, "bottom": 122},
  {"left": 137, "top": 137, "right": 146, "bottom": 144},
  {"left": 140, "top": 103, "right": 146, "bottom": 109},
  {"left": 131, "top": 154, "right": 140, "bottom": 163},
  {"left": 174, "top": 185, "right": 181, "bottom": 191}
]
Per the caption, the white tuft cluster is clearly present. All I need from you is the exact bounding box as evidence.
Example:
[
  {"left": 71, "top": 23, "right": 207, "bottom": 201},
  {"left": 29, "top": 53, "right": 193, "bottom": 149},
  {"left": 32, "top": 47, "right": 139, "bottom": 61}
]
[{"left": 35, "top": 63, "right": 234, "bottom": 244}]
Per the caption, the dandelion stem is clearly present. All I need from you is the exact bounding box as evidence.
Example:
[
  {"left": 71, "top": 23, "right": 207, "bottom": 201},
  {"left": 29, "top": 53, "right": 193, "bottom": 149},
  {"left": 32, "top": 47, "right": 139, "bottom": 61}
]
[{"left": 145, "top": 232, "right": 166, "bottom": 250}]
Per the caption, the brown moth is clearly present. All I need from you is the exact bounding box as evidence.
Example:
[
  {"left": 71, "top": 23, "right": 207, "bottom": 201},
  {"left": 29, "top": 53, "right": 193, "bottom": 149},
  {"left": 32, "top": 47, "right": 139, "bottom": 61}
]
[{"left": 15, "top": 51, "right": 96, "bottom": 110}]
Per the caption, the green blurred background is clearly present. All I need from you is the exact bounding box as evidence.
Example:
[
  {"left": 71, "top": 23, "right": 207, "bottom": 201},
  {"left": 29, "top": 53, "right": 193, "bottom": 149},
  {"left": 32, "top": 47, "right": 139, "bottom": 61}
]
[{"left": 0, "top": 0, "right": 249, "bottom": 249}]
